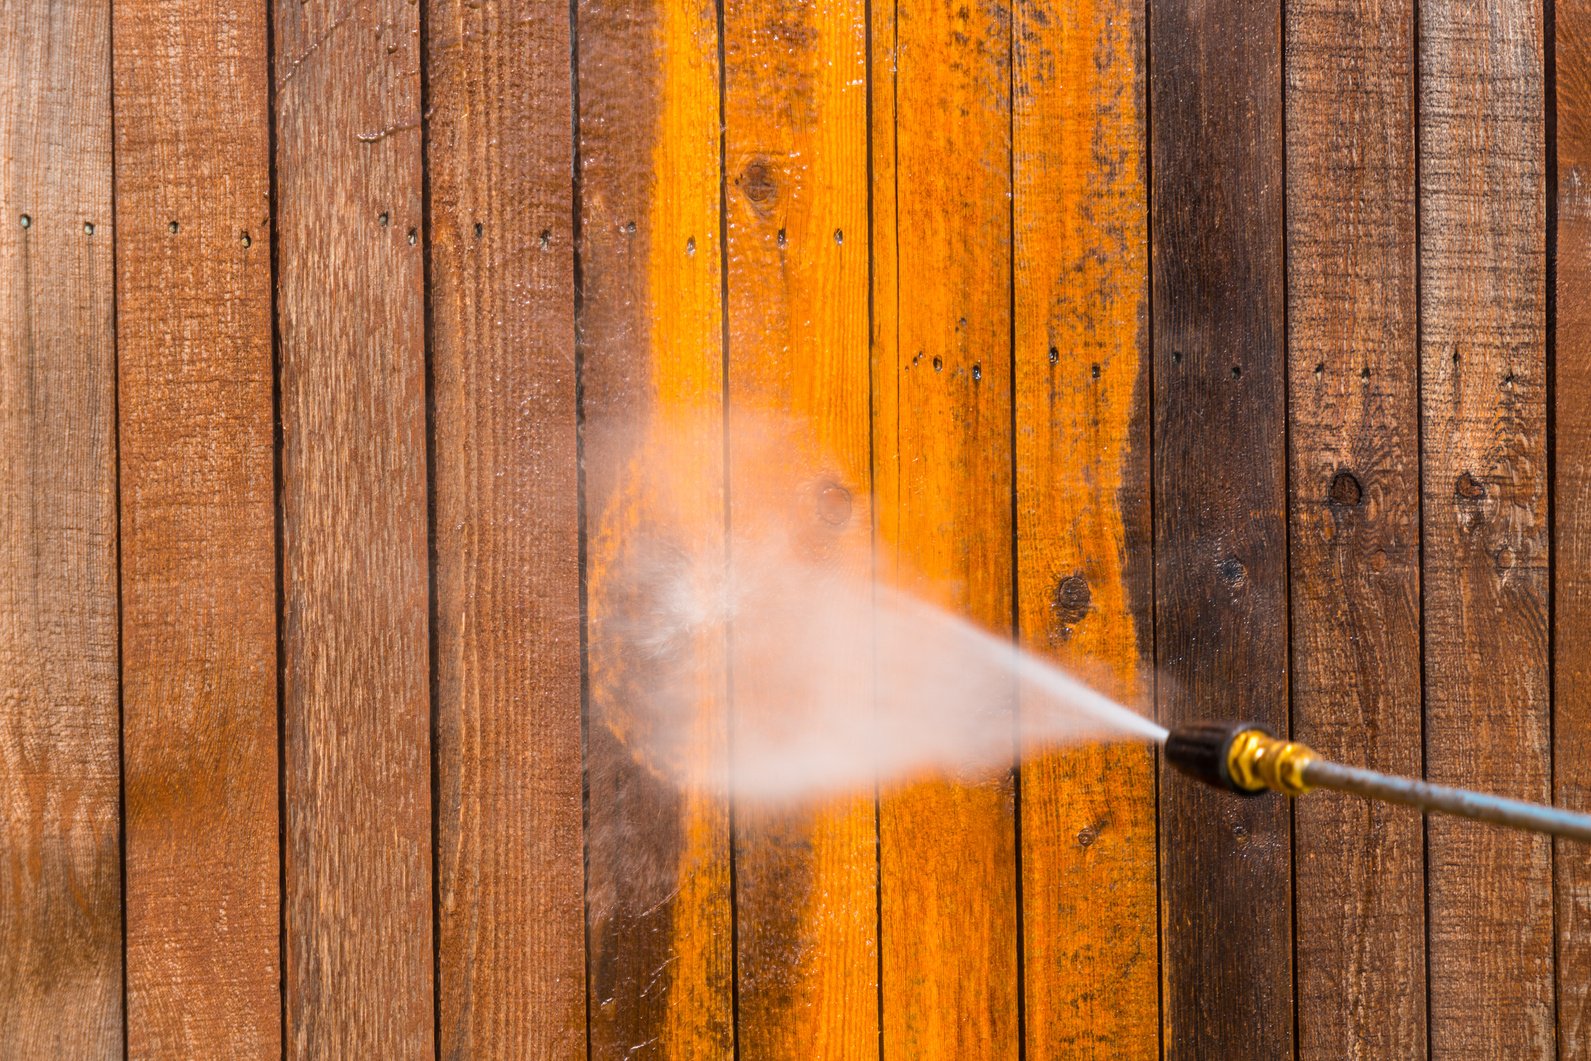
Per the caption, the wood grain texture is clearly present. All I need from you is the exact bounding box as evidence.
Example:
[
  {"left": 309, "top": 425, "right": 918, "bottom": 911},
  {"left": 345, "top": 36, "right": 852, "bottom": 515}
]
[
  {"left": 721, "top": 3, "right": 878, "bottom": 1059},
  {"left": 426, "top": 1, "right": 586, "bottom": 1057},
  {"left": 0, "top": 0, "right": 122, "bottom": 1055},
  {"left": 1419, "top": 2, "right": 1553, "bottom": 1056},
  {"left": 113, "top": 0, "right": 280, "bottom": 1053},
  {"left": 872, "top": 1, "right": 1019, "bottom": 1055},
  {"left": 273, "top": 0, "right": 434, "bottom": 1052},
  {"left": 1557, "top": 1, "right": 1591, "bottom": 1046},
  {"left": 1149, "top": 1, "right": 1292, "bottom": 1056},
  {"left": 577, "top": 0, "right": 734, "bottom": 1057},
  {"left": 1284, "top": 1, "right": 1426, "bottom": 1057},
  {"left": 1011, "top": 0, "right": 1157, "bottom": 1055}
]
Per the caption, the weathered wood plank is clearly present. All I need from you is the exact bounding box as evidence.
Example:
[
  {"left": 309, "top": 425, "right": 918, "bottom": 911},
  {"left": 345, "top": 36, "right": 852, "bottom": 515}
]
[
  {"left": 1284, "top": 1, "right": 1426, "bottom": 1056},
  {"left": 0, "top": 0, "right": 122, "bottom": 1054},
  {"left": 577, "top": 0, "right": 734, "bottom": 1057},
  {"left": 427, "top": 1, "right": 586, "bottom": 1056},
  {"left": 273, "top": 0, "right": 434, "bottom": 1051},
  {"left": 1011, "top": 0, "right": 1157, "bottom": 1055},
  {"left": 1557, "top": 0, "right": 1591, "bottom": 1046},
  {"left": 1150, "top": 0, "right": 1292, "bottom": 1055},
  {"left": 721, "top": 3, "right": 877, "bottom": 1059},
  {"left": 1419, "top": 3, "right": 1553, "bottom": 1056},
  {"left": 113, "top": 0, "right": 279, "bottom": 1052},
  {"left": 872, "top": 1, "right": 1019, "bottom": 1056}
]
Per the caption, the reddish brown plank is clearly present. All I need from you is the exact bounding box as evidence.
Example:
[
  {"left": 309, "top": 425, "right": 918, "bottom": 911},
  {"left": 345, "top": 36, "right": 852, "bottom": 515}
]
[
  {"left": 0, "top": 0, "right": 122, "bottom": 1055},
  {"left": 1284, "top": 0, "right": 1426, "bottom": 1057},
  {"left": 113, "top": 0, "right": 280, "bottom": 1053},
  {"left": 1419, "top": 2, "right": 1553, "bottom": 1056},
  {"left": 273, "top": 0, "right": 434, "bottom": 1051},
  {"left": 1557, "top": 0, "right": 1591, "bottom": 1046},
  {"left": 426, "top": 0, "right": 586, "bottom": 1055},
  {"left": 871, "top": 1, "right": 1020, "bottom": 1056},
  {"left": 1150, "top": 0, "right": 1292, "bottom": 1056},
  {"left": 577, "top": 0, "right": 735, "bottom": 1057},
  {"left": 721, "top": 3, "right": 878, "bottom": 1058},
  {"left": 1011, "top": 0, "right": 1158, "bottom": 1054}
]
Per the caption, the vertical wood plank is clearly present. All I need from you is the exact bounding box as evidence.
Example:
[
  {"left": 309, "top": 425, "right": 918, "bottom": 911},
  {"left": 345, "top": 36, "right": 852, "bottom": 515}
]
[
  {"left": 577, "top": 0, "right": 735, "bottom": 1057},
  {"left": 1419, "top": 3, "right": 1553, "bottom": 1056},
  {"left": 872, "top": 1, "right": 1019, "bottom": 1056},
  {"left": 273, "top": 0, "right": 434, "bottom": 1051},
  {"left": 113, "top": 0, "right": 280, "bottom": 1052},
  {"left": 1150, "top": 1, "right": 1292, "bottom": 1056},
  {"left": 426, "top": 1, "right": 586, "bottom": 1056},
  {"left": 1012, "top": 0, "right": 1157, "bottom": 1055},
  {"left": 1285, "top": 1, "right": 1426, "bottom": 1057},
  {"left": 0, "top": 0, "right": 122, "bottom": 1055},
  {"left": 1557, "top": 0, "right": 1591, "bottom": 1046},
  {"left": 721, "top": 3, "right": 877, "bottom": 1059}
]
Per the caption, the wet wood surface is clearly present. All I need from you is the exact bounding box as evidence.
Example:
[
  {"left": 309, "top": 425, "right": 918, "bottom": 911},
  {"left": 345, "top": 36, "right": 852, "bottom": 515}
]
[
  {"left": 722, "top": 2, "right": 878, "bottom": 1059},
  {"left": 0, "top": 0, "right": 1585, "bottom": 1056},
  {"left": 872, "top": 1, "right": 1021, "bottom": 1056},
  {"left": 1150, "top": 0, "right": 1294, "bottom": 1056},
  {"left": 113, "top": 0, "right": 279, "bottom": 1053},
  {"left": 577, "top": 0, "right": 735, "bottom": 1057},
  {"left": 1011, "top": 0, "right": 1158, "bottom": 1055}
]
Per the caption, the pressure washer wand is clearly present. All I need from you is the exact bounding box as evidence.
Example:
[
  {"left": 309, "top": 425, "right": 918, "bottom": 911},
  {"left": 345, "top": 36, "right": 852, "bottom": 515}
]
[{"left": 1164, "top": 720, "right": 1591, "bottom": 843}]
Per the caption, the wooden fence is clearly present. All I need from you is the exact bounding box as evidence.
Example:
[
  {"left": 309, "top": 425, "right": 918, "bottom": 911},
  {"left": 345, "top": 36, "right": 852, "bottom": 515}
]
[{"left": 1, "top": 0, "right": 1584, "bottom": 1056}]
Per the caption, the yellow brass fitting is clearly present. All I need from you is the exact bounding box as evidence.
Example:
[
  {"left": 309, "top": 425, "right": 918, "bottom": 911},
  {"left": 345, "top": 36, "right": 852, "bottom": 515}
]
[{"left": 1226, "top": 728, "right": 1317, "bottom": 797}]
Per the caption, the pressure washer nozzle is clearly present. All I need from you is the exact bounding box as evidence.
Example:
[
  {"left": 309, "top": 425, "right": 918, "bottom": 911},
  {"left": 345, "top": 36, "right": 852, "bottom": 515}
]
[{"left": 1164, "top": 721, "right": 1316, "bottom": 797}]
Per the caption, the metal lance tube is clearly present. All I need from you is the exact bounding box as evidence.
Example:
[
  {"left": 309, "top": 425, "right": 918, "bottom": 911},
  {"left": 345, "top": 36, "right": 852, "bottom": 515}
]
[{"left": 1164, "top": 720, "right": 1591, "bottom": 844}]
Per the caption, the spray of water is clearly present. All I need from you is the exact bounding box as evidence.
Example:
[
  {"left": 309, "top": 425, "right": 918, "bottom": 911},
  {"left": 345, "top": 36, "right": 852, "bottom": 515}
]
[{"left": 585, "top": 410, "right": 1165, "bottom": 808}]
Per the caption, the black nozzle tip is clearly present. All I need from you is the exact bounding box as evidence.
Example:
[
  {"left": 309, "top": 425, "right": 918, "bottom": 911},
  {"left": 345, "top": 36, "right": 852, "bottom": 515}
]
[{"left": 1165, "top": 720, "right": 1272, "bottom": 795}]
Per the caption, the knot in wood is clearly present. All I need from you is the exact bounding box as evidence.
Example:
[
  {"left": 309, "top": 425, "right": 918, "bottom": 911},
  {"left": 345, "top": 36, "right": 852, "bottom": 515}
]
[
  {"left": 740, "top": 160, "right": 778, "bottom": 206},
  {"left": 1050, "top": 573, "right": 1092, "bottom": 632},
  {"left": 1328, "top": 469, "right": 1363, "bottom": 506},
  {"left": 813, "top": 481, "right": 852, "bottom": 527}
]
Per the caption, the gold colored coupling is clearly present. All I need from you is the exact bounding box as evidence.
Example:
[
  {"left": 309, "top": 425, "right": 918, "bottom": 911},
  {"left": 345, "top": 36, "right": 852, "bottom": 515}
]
[{"left": 1226, "top": 729, "right": 1317, "bottom": 797}]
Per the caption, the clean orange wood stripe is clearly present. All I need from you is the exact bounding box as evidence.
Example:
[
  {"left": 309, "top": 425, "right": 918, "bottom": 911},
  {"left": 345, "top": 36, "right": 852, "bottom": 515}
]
[
  {"left": 0, "top": 0, "right": 122, "bottom": 1054},
  {"left": 427, "top": 0, "right": 586, "bottom": 1055},
  {"left": 114, "top": 0, "right": 280, "bottom": 1052},
  {"left": 578, "top": 0, "right": 734, "bottom": 1055},
  {"left": 872, "top": 1, "right": 1020, "bottom": 1056},
  {"left": 1419, "top": 1, "right": 1553, "bottom": 1056},
  {"left": 1286, "top": 1, "right": 1426, "bottom": 1056},
  {"left": 273, "top": 0, "right": 434, "bottom": 1050},
  {"left": 1012, "top": 0, "right": 1157, "bottom": 1055},
  {"left": 721, "top": 2, "right": 878, "bottom": 1058}
]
